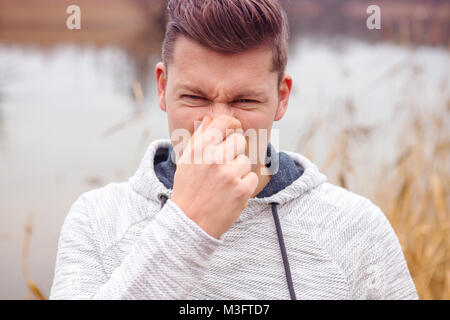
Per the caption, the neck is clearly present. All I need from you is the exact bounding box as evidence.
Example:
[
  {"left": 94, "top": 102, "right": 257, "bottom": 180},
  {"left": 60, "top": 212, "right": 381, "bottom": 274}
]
[{"left": 250, "top": 162, "right": 272, "bottom": 198}]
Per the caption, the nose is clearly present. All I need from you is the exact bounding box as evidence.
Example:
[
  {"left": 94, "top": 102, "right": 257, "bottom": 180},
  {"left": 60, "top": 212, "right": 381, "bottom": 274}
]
[{"left": 209, "top": 102, "right": 235, "bottom": 118}]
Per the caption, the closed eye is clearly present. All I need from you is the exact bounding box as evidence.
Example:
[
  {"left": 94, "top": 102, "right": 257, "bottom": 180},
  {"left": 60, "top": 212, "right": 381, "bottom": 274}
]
[
  {"left": 181, "top": 95, "right": 258, "bottom": 104},
  {"left": 182, "top": 95, "right": 205, "bottom": 100},
  {"left": 234, "top": 99, "right": 258, "bottom": 103}
]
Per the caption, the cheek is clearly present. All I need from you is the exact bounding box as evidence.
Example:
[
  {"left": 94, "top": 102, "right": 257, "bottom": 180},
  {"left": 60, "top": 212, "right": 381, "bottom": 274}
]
[
  {"left": 238, "top": 114, "right": 273, "bottom": 150},
  {"left": 245, "top": 108, "right": 275, "bottom": 139},
  {"left": 237, "top": 109, "right": 272, "bottom": 132}
]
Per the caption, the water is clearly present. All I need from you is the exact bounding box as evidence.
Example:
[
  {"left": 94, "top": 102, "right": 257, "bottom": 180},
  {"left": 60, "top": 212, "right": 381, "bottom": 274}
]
[{"left": 0, "top": 38, "right": 448, "bottom": 299}]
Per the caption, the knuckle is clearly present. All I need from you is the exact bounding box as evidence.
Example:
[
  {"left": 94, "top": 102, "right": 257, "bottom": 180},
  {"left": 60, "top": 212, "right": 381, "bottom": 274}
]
[
  {"left": 237, "top": 154, "right": 250, "bottom": 166},
  {"left": 235, "top": 183, "right": 250, "bottom": 198},
  {"left": 231, "top": 131, "right": 242, "bottom": 141},
  {"left": 244, "top": 161, "right": 252, "bottom": 172},
  {"left": 224, "top": 117, "right": 235, "bottom": 130},
  {"left": 220, "top": 167, "right": 235, "bottom": 182},
  {"left": 237, "top": 133, "right": 246, "bottom": 146},
  {"left": 231, "top": 117, "right": 242, "bottom": 129},
  {"left": 228, "top": 132, "right": 245, "bottom": 150}
]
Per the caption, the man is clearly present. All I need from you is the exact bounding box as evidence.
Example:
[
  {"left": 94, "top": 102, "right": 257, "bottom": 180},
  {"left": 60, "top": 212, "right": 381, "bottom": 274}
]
[{"left": 50, "top": 0, "right": 418, "bottom": 299}]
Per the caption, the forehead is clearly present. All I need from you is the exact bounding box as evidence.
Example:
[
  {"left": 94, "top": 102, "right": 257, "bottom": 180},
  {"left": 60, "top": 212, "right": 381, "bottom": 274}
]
[{"left": 169, "top": 35, "right": 277, "bottom": 91}]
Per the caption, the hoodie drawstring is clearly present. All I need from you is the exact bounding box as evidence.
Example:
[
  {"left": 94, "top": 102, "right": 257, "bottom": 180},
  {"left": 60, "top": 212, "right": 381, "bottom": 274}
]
[
  {"left": 270, "top": 202, "right": 297, "bottom": 300},
  {"left": 159, "top": 195, "right": 296, "bottom": 300},
  {"left": 160, "top": 194, "right": 168, "bottom": 209}
]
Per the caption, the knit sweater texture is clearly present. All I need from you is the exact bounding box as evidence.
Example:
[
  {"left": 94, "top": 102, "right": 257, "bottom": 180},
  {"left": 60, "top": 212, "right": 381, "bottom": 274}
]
[{"left": 49, "top": 139, "right": 418, "bottom": 299}]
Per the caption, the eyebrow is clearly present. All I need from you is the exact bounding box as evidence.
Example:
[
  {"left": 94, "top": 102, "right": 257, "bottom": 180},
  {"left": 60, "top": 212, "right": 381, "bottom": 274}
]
[{"left": 176, "top": 84, "right": 267, "bottom": 100}]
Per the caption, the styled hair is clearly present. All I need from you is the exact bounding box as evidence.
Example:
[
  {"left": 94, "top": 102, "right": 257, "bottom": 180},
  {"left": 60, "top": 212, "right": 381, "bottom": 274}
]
[{"left": 161, "top": 0, "right": 289, "bottom": 86}]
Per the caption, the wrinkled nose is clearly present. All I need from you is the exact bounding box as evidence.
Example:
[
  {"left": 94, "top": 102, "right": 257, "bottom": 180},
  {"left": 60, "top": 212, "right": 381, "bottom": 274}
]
[{"left": 209, "top": 102, "right": 235, "bottom": 118}]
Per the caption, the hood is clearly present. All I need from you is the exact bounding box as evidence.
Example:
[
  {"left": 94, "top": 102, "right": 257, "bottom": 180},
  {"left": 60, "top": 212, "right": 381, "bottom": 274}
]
[
  {"left": 128, "top": 138, "right": 328, "bottom": 300},
  {"left": 129, "top": 139, "right": 327, "bottom": 207}
]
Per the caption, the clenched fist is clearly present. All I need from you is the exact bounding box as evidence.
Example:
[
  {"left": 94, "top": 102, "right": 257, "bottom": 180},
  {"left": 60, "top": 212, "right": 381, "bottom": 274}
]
[{"left": 171, "top": 115, "right": 259, "bottom": 239}]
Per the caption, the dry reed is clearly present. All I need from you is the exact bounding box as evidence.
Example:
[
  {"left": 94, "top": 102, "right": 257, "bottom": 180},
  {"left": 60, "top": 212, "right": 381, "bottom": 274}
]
[
  {"left": 23, "top": 212, "right": 47, "bottom": 300},
  {"left": 376, "top": 111, "right": 450, "bottom": 299},
  {"left": 300, "top": 97, "right": 449, "bottom": 299}
]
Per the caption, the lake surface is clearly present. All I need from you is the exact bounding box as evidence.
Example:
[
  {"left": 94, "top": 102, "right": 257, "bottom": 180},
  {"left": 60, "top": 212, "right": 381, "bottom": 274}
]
[{"left": 0, "top": 37, "right": 448, "bottom": 299}]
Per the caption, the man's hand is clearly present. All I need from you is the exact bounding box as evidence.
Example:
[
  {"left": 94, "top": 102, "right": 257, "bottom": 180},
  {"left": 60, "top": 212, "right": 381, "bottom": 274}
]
[{"left": 171, "top": 115, "right": 259, "bottom": 239}]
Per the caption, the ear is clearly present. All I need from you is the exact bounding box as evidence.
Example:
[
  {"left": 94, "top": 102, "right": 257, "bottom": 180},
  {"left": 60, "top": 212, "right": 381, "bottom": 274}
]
[
  {"left": 274, "top": 73, "right": 293, "bottom": 121},
  {"left": 155, "top": 62, "right": 167, "bottom": 112}
]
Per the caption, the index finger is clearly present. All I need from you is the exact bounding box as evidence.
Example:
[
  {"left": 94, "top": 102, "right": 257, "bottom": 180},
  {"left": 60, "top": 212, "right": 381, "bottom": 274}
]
[{"left": 182, "top": 115, "right": 213, "bottom": 161}]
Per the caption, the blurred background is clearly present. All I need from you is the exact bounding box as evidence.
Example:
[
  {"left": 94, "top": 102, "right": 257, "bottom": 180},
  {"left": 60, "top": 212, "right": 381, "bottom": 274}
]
[{"left": 0, "top": 0, "right": 448, "bottom": 299}]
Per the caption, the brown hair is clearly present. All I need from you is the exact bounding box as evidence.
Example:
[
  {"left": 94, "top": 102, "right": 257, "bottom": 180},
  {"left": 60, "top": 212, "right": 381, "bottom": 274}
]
[{"left": 161, "top": 0, "right": 289, "bottom": 86}]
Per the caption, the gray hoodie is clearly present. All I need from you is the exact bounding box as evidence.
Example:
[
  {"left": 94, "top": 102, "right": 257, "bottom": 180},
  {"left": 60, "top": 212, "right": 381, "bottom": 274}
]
[{"left": 49, "top": 139, "right": 418, "bottom": 299}]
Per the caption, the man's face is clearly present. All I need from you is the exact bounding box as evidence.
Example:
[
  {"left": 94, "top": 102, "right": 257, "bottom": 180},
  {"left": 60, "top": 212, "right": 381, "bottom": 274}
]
[{"left": 156, "top": 35, "right": 292, "bottom": 166}]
